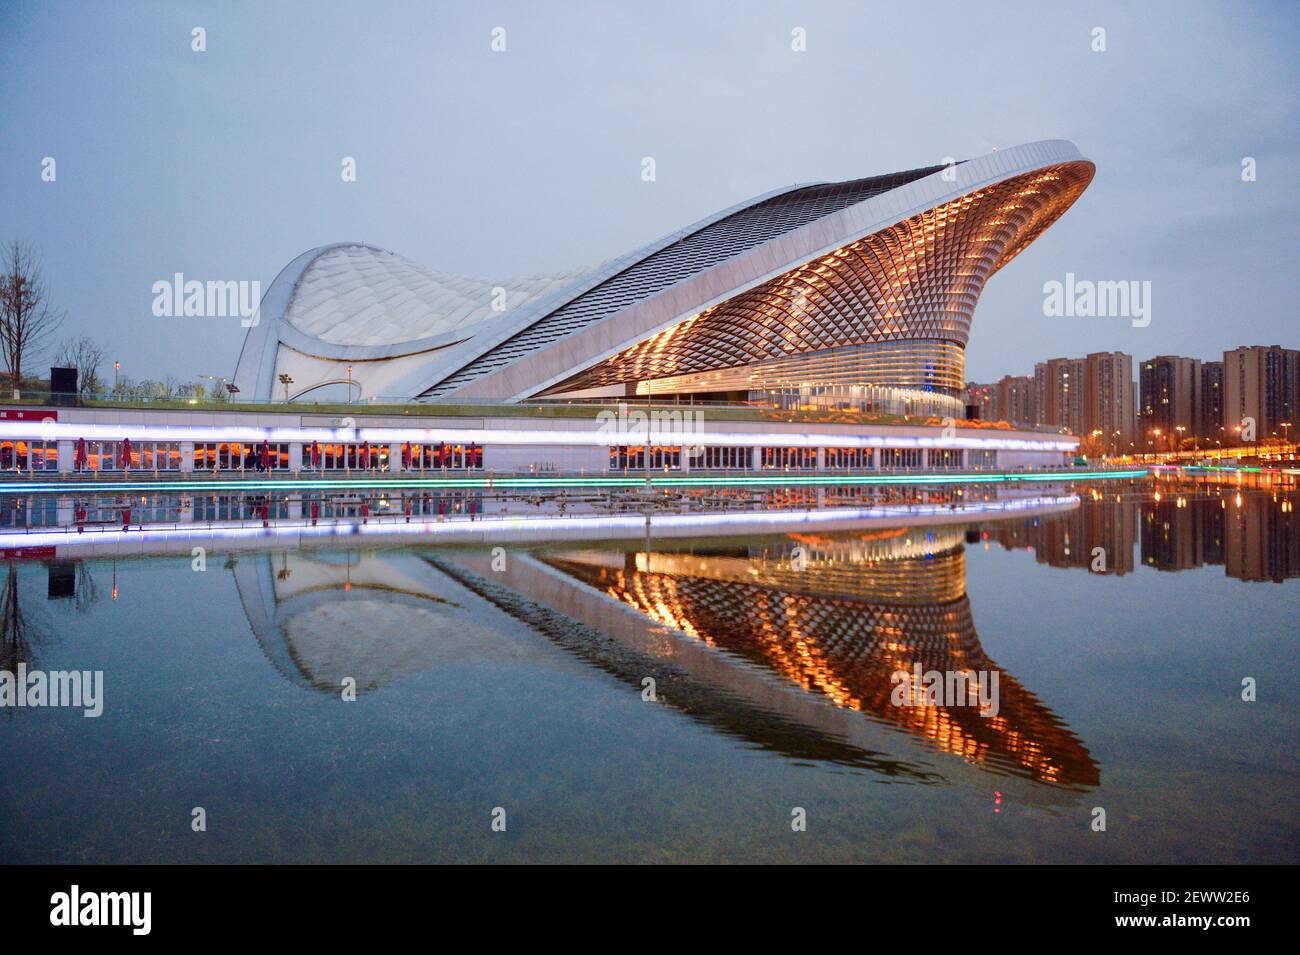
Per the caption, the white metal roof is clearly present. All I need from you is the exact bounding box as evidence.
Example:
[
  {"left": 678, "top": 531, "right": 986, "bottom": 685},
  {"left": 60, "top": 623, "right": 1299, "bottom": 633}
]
[{"left": 282, "top": 244, "right": 590, "bottom": 347}]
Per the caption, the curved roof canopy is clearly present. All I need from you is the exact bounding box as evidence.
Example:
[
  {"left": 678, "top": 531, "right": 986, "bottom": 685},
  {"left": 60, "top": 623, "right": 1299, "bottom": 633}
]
[{"left": 232, "top": 140, "right": 1094, "bottom": 402}]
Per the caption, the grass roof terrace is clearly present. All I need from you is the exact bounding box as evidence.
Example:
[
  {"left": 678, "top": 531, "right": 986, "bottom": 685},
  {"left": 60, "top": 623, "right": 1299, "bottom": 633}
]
[{"left": 2, "top": 393, "right": 1068, "bottom": 433}]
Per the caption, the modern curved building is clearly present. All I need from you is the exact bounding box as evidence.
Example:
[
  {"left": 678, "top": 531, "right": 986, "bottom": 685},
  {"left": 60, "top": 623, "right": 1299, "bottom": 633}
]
[{"left": 233, "top": 140, "right": 1094, "bottom": 415}]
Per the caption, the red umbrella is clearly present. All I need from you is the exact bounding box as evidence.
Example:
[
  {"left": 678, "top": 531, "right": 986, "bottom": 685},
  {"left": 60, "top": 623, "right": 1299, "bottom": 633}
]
[
  {"left": 310, "top": 440, "right": 321, "bottom": 468},
  {"left": 360, "top": 441, "right": 370, "bottom": 469},
  {"left": 260, "top": 440, "right": 270, "bottom": 471},
  {"left": 75, "top": 437, "right": 87, "bottom": 470},
  {"left": 120, "top": 437, "right": 132, "bottom": 470},
  {"left": 401, "top": 441, "right": 411, "bottom": 469}
]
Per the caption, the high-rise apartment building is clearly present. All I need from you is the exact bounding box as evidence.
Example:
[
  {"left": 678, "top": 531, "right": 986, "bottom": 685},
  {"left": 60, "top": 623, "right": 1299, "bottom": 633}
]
[
  {"left": 1035, "top": 357, "right": 1087, "bottom": 435},
  {"left": 1223, "top": 345, "right": 1300, "bottom": 442},
  {"left": 1139, "top": 355, "right": 1202, "bottom": 450},
  {"left": 1199, "top": 361, "right": 1225, "bottom": 441},
  {"left": 1085, "top": 352, "right": 1136, "bottom": 452},
  {"left": 998, "top": 374, "right": 1040, "bottom": 429}
]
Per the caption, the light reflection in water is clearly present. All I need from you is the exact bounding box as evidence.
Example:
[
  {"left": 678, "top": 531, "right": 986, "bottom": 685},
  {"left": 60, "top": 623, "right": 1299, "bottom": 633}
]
[{"left": 528, "top": 535, "right": 1100, "bottom": 790}]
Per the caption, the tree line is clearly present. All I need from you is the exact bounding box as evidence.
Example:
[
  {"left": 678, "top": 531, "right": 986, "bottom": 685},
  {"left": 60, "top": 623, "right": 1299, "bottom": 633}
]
[{"left": 0, "top": 240, "right": 231, "bottom": 402}]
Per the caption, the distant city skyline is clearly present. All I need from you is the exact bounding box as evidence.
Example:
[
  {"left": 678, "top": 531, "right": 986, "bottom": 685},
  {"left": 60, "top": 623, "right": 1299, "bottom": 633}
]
[
  {"left": 2, "top": 1, "right": 1297, "bottom": 388},
  {"left": 967, "top": 343, "right": 1299, "bottom": 450}
]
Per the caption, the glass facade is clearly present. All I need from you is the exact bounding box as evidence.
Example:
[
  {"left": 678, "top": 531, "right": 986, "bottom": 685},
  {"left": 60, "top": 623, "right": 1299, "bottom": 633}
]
[
  {"left": 194, "top": 442, "right": 288, "bottom": 471},
  {"left": 631, "top": 340, "right": 967, "bottom": 418},
  {"left": 609, "top": 445, "right": 682, "bottom": 470},
  {"left": 879, "top": 448, "right": 923, "bottom": 469},
  {"left": 405, "top": 443, "right": 482, "bottom": 469},
  {"left": 825, "top": 447, "right": 873, "bottom": 469},
  {"left": 699, "top": 446, "right": 749, "bottom": 469},
  {"left": 0, "top": 439, "right": 59, "bottom": 471},
  {"left": 761, "top": 447, "right": 817, "bottom": 470}
]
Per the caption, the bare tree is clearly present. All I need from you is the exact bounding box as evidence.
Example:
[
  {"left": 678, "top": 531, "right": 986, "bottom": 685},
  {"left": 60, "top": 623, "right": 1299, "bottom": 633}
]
[
  {"left": 1, "top": 563, "right": 46, "bottom": 680},
  {"left": 74, "top": 561, "right": 101, "bottom": 615},
  {"left": 55, "top": 335, "right": 106, "bottom": 396},
  {"left": 0, "top": 242, "right": 65, "bottom": 395}
]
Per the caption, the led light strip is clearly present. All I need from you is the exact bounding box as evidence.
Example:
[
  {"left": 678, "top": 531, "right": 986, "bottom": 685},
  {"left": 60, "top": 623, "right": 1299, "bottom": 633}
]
[
  {"left": 0, "top": 419, "right": 1078, "bottom": 452},
  {"left": 0, "top": 495, "right": 1081, "bottom": 551},
  {"left": 0, "top": 469, "right": 1149, "bottom": 496}
]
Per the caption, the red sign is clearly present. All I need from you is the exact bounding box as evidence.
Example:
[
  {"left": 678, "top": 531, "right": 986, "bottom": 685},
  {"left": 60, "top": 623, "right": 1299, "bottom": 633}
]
[
  {"left": 1, "top": 546, "right": 57, "bottom": 560},
  {"left": 0, "top": 409, "right": 57, "bottom": 421}
]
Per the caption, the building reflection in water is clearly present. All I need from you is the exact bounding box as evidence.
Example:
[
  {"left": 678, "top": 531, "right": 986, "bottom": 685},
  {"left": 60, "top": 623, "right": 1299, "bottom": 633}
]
[
  {"left": 231, "top": 549, "right": 525, "bottom": 694},
  {"left": 986, "top": 488, "right": 1298, "bottom": 583},
  {"left": 220, "top": 525, "right": 1102, "bottom": 794},
  {"left": 523, "top": 531, "right": 1100, "bottom": 791},
  {"left": 23, "top": 488, "right": 1286, "bottom": 789}
]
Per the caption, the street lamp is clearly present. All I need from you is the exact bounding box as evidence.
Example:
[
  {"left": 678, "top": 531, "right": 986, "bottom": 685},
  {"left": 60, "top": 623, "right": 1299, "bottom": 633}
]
[
  {"left": 278, "top": 373, "right": 294, "bottom": 403},
  {"left": 347, "top": 365, "right": 353, "bottom": 403},
  {"left": 114, "top": 361, "right": 121, "bottom": 395}
]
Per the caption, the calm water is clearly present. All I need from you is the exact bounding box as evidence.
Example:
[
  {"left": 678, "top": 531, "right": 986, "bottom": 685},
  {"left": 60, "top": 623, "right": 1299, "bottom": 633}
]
[{"left": 2, "top": 483, "right": 1296, "bottom": 863}]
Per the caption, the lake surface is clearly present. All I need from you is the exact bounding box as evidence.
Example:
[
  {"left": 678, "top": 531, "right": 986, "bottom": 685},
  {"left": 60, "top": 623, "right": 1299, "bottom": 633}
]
[{"left": 2, "top": 482, "right": 1296, "bottom": 863}]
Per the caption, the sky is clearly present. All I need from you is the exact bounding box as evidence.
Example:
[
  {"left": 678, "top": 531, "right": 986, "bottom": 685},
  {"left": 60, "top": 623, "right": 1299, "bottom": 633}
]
[{"left": 1, "top": 0, "right": 1296, "bottom": 387}]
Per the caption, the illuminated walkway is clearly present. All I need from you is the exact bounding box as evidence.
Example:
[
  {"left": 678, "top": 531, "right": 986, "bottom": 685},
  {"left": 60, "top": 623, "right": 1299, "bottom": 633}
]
[{"left": 0, "top": 468, "right": 1147, "bottom": 496}]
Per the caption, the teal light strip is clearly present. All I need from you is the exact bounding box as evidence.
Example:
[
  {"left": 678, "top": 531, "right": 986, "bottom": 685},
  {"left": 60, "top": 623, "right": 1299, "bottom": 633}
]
[{"left": 0, "top": 469, "right": 1149, "bottom": 496}]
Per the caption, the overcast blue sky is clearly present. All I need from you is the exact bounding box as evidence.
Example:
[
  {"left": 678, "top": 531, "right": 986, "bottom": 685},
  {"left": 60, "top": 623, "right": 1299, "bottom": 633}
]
[{"left": 2, "top": 0, "right": 1296, "bottom": 386}]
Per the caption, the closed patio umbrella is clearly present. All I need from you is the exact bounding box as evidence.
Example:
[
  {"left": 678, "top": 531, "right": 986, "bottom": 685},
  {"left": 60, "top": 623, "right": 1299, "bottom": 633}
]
[
  {"left": 260, "top": 439, "right": 271, "bottom": 471},
  {"left": 120, "top": 437, "right": 132, "bottom": 471}
]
